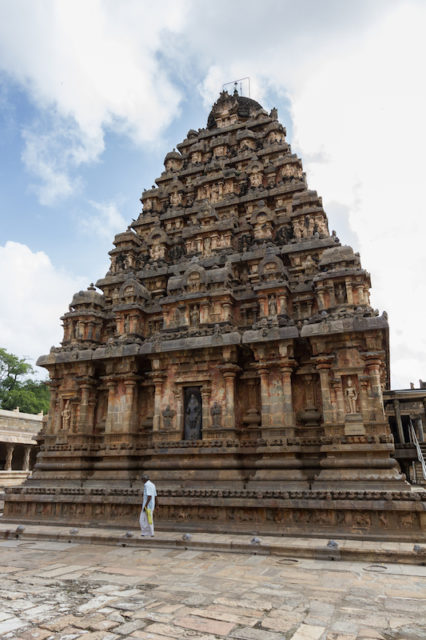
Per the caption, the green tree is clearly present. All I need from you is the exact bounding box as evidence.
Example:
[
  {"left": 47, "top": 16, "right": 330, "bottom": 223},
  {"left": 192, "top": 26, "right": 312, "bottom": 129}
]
[{"left": 0, "top": 348, "right": 50, "bottom": 414}]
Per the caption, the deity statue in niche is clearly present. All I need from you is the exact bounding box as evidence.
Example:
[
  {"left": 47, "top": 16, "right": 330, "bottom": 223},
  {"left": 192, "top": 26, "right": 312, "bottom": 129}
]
[
  {"left": 268, "top": 295, "right": 277, "bottom": 316},
  {"left": 254, "top": 213, "right": 272, "bottom": 239},
  {"left": 123, "top": 315, "right": 130, "bottom": 333},
  {"left": 150, "top": 242, "right": 164, "bottom": 261},
  {"left": 61, "top": 401, "right": 71, "bottom": 431},
  {"left": 191, "top": 151, "right": 202, "bottom": 164},
  {"left": 170, "top": 190, "right": 182, "bottom": 207},
  {"left": 188, "top": 272, "right": 201, "bottom": 292},
  {"left": 211, "top": 402, "right": 222, "bottom": 428},
  {"left": 143, "top": 197, "right": 153, "bottom": 211},
  {"left": 250, "top": 171, "right": 263, "bottom": 188},
  {"left": 174, "top": 306, "right": 184, "bottom": 327},
  {"left": 211, "top": 182, "right": 223, "bottom": 203},
  {"left": 204, "top": 236, "right": 212, "bottom": 255},
  {"left": 190, "top": 304, "right": 200, "bottom": 327},
  {"left": 162, "top": 405, "right": 175, "bottom": 430},
  {"left": 214, "top": 145, "right": 226, "bottom": 157},
  {"left": 335, "top": 282, "right": 347, "bottom": 304},
  {"left": 184, "top": 388, "right": 202, "bottom": 440},
  {"left": 345, "top": 378, "right": 359, "bottom": 414},
  {"left": 293, "top": 218, "right": 303, "bottom": 239}
]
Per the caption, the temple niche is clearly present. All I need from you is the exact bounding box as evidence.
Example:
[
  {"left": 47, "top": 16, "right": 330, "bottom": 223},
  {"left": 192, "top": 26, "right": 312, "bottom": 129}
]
[{"left": 5, "top": 89, "right": 425, "bottom": 540}]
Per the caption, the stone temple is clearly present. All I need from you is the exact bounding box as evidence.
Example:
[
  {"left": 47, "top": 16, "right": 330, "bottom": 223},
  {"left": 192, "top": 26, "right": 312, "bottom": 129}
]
[{"left": 5, "top": 90, "right": 425, "bottom": 539}]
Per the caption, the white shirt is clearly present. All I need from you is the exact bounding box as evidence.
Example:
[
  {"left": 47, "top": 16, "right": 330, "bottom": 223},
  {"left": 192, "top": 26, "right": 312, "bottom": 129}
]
[{"left": 142, "top": 480, "right": 157, "bottom": 511}]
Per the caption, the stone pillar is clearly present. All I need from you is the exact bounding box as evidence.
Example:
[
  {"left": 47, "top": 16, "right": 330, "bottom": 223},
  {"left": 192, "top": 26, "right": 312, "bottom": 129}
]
[
  {"left": 124, "top": 379, "right": 138, "bottom": 432},
  {"left": 47, "top": 382, "right": 59, "bottom": 434},
  {"left": 345, "top": 279, "right": 354, "bottom": 304},
  {"left": 393, "top": 399, "right": 405, "bottom": 444},
  {"left": 201, "top": 385, "right": 211, "bottom": 431},
  {"left": 416, "top": 417, "right": 425, "bottom": 442},
  {"left": 331, "top": 377, "right": 345, "bottom": 422},
  {"left": 200, "top": 301, "right": 210, "bottom": 324},
  {"left": 174, "top": 388, "right": 183, "bottom": 435},
  {"left": 278, "top": 293, "right": 287, "bottom": 315},
  {"left": 359, "top": 376, "right": 370, "bottom": 420},
  {"left": 223, "top": 371, "right": 237, "bottom": 429},
  {"left": 327, "top": 284, "right": 335, "bottom": 307},
  {"left": 281, "top": 365, "right": 294, "bottom": 428},
  {"left": 258, "top": 295, "right": 268, "bottom": 318},
  {"left": 316, "top": 287, "right": 325, "bottom": 310},
  {"left": 222, "top": 302, "right": 232, "bottom": 322},
  {"left": 78, "top": 381, "right": 91, "bottom": 433},
  {"left": 316, "top": 360, "right": 334, "bottom": 425},
  {"left": 152, "top": 374, "right": 166, "bottom": 432},
  {"left": 258, "top": 367, "right": 270, "bottom": 428},
  {"left": 23, "top": 445, "right": 31, "bottom": 472},
  {"left": 105, "top": 379, "right": 117, "bottom": 433},
  {"left": 365, "top": 356, "right": 385, "bottom": 419},
  {"left": 5, "top": 444, "right": 14, "bottom": 471},
  {"left": 357, "top": 284, "right": 364, "bottom": 304}
]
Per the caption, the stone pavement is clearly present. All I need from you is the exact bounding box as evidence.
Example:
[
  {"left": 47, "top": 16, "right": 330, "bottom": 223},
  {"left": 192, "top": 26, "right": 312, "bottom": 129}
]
[
  {"left": 0, "top": 522, "right": 425, "bottom": 566},
  {"left": 0, "top": 534, "right": 425, "bottom": 639}
]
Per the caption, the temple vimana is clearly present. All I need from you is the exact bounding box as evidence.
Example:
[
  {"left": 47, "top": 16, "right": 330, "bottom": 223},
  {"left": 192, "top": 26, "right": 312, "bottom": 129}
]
[{"left": 5, "top": 90, "right": 425, "bottom": 539}]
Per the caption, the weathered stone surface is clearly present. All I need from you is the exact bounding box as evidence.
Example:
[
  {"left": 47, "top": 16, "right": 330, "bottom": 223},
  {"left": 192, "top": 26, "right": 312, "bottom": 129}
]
[{"left": 5, "top": 88, "right": 425, "bottom": 539}]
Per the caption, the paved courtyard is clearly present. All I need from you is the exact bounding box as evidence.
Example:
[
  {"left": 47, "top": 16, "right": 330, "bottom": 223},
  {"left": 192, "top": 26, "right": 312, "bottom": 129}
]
[{"left": 0, "top": 538, "right": 425, "bottom": 640}]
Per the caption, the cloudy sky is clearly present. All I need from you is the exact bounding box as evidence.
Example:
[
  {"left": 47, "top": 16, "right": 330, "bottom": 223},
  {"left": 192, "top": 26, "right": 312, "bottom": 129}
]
[{"left": 0, "top": 0, "right": 425, "bottom": 388}]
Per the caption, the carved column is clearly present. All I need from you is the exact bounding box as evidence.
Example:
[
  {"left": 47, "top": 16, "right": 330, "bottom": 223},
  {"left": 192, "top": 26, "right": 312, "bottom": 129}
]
[
  {"left": 201, "top": 385, "right": 211, "bottom": 431},
  {"left": 393, "top": 399, "right": 405, "bottom": 444},
  {"left": 345, "top": 279, "right": 354, "bottom": 304},
  {"left": 124, "top": 378, "right": 138, "bottom": 432},
  {"left": 316, "top": 359, "right": 334, "bottom": 425},
  {"left": 47, "top": 380, "right": 59, "bottom": 434},
  {"left": 23, "top": 445, "right": 31, "bottom": 472},
  {"left": 152, "top": 373, "right": 166, "bottom": 432},
  {"left": 316, "top": 286, "right": 325, "bottom": 310},
  {"left": 258, "top": 295, "right": 268, "bottom": 318},
  {"left": 281, "top": 364, "right": 295, "bottom": 428},
  {"left": 222, "top": 369, "right": 237, "bottom": 429},
  {"left": 416, "top": 417, "right": 424, "bottom": 442},
  {"left": 78, "top": 379, "right": 92, "bottom": 433},
  {"left": 364, "top": 355, "right": 386, "bottom": 420},
  {"left": 327, "top": 284, "right": 335, "bottom": 307},
  {"left": 258, "top": 366, "right": 270, "bottom": 428},
  {"left": 5, "top": 444, "right": 14, "bottom": 471},
  {"left": 105, "top": 378, "right": 117, "bottom": 433},
  {"left": 331, "top": 377, "right": 345, "bottom": 422},
  {"left": 173, "top": 387, "right": 183, "bottom": 435},
  {"left": 278, "top": 293, "right": 287, "bottom": 315}
]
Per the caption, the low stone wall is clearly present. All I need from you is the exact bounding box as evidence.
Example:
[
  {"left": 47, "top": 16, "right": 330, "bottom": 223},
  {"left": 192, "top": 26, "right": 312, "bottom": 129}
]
[{"left": 4, "top": 486, "right": 426, "bottom": 541}]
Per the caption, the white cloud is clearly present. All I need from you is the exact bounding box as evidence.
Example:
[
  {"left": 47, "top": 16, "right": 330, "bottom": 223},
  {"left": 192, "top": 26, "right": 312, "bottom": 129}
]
[
  {"left": 80, "top": 200, "right": 128, "bottom": 240},
  {"left": 0, "top": 0, "right": 187, "bottom": 203},
  {"left": 0, "top": 241, "right": 87, "bottom": 371}
]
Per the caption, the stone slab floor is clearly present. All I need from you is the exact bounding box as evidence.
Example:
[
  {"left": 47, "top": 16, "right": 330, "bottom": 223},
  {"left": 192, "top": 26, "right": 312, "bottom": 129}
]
[{"left": 0, "top": 539, "right": 425, "bottom": 640}]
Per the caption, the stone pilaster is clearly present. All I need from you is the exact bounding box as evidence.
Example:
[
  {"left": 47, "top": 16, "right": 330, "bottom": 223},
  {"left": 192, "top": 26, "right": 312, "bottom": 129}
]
[
  {"left": 258, "top": 366, "right": 270, "bottom": 429},
  {"left": 281, "top": 363, "right": 295, "bottom": 431},
  {"left": 5, "top": 444, "right": 14, "bottom": 471},
  {"left": 416, "top": 416, "right": 424, "bottom": 442},
  {"left": 316, "top": 358, "right": 334, "bottom": 428},
  {"left": 23, "top": 445, "right": 31, "bottom": 472},
  {"left": 221, "top": 367, "right": 238, "bottom": 429},
  {"left": 152, "top": 373, "right": 166, "bottom": 432}
]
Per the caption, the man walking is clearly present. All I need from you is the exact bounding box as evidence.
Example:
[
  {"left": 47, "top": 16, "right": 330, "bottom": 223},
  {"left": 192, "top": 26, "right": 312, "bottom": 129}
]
[{"left": 140, "top": 474, "right": 157, "bottom": 537}]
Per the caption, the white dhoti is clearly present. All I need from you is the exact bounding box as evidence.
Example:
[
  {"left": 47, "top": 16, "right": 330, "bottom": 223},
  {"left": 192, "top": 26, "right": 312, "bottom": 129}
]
[{"left": 139, "top": 509, "right": 154, "bottom": 536}]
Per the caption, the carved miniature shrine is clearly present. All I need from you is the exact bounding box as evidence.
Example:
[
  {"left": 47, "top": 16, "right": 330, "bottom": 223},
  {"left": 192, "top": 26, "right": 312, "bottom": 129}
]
[{"left": 5, "top": 90, "right": 425, "bottom": 539}]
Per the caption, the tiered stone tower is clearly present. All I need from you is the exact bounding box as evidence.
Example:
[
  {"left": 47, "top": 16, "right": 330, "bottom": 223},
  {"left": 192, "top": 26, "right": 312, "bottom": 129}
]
[{"left": 5, "top": 90, "right": 425, "bottom": 538}]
